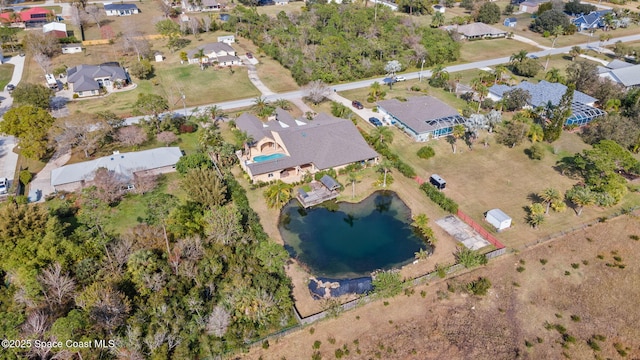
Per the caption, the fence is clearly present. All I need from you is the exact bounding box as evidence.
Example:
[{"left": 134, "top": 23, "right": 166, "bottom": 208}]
[{"left": 457, "top": 209, "right": 505, "bottom": 249}]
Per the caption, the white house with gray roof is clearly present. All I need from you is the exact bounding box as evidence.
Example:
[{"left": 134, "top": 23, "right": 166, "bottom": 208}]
[
  {"left": 187, "top": 42, "right": 240, "bottom": 66},
  {"left": 104, "top": 3, "right": 140, "bottom": 16},
  {"left": 66, "top": 64, "right": 129, "bottom": 97},
  {"left": 51, "top": 147, "right": 183, "bottom": 193},
  {"left": 377, "top": 96, "right": 467, "bottom": 142},
  {"left": 236, "top": 109, "right": 379, "bottom": 184},
  {"left": 444, "top": 22, "right": 507, "bottom": 40},
  {"left": 488, "top": 80, "right": 605, "bottom": 126},
  {"left": 598, "top": 61, "right": 640, "bottom": 89}
]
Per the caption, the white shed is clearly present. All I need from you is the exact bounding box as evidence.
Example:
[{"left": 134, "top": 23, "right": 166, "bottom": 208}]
[
  {"left": 154, "top": 52, "right": 164, "bottom": 62},
  {"left": 485, "top": 209, "right": 512, "bottom": 231}
]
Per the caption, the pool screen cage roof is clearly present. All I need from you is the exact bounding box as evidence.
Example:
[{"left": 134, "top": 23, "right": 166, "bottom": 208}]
[
  {"left": 567, "top": 102, "right": 606, "bottom": 124},
  {"left": 425, "top": 114, "right": 467, "bottom": 129}
]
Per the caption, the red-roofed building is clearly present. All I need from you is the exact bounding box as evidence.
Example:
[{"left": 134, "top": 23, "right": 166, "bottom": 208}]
[{"left": 0, "top": 7, "right": 54, "bottom": 27}]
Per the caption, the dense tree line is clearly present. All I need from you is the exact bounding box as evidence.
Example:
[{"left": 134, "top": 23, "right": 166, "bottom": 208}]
[
  {"left": 223, "top": 3, "right": 461, "bottom": 84},
  {"left": 0, "top": 122, "right": 293, "bottom": 359}
]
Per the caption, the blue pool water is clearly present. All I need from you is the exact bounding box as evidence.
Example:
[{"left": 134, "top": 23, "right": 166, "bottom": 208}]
[
  {"left": 253, "top": 153, "right": 286, "bottom": 162},
  {"left": 279, "top": 191, "right": 430, "bottom": 279}
]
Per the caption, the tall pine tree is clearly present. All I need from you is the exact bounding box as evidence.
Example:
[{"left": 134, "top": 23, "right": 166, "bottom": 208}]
[{"left": 544, "top": 84, "right": 574, "bottom": 142}]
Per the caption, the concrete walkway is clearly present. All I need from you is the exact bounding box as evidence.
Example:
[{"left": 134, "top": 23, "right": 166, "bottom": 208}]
[
  {"left": 512, "top": 34, "right": 550, "bottom": 50},
  {"left": 245, "top": 59, "right": 275, "bottom": 96},
  {"left": 29, "top": 152, "right": 71, "bottom": 202}
]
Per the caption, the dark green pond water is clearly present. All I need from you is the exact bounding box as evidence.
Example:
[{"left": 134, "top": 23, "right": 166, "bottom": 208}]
[{"left": 279, "top": 191, "right": 429, "bottom": 279}]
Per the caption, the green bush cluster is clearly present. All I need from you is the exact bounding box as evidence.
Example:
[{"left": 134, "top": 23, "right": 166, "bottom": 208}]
[
  {"left": 419, "top": 183, "right": 459, "bottom": 213},
  {"left": 416, "top": 146, "right": 436, "bottom": 159}
]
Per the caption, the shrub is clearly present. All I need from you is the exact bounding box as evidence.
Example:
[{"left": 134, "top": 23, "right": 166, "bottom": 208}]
[
  {"left": 540, "top": 259, "right": 548, "bottom": 265},
  {"left": 129, "top": 59, "right": 154, "bottom": 79},
  {"left": 526, "top": 143, "right": 545, "bottom": 160},
  {"left": 570, "top": 315, "right": 580, "bottom": 322},
  {"left": 19, "top": 169, "right": 32, "bottom": 186},
  {"left": 420, "top": 183, "right": 459, "bottom": 213},
  {"left": 313, "top": 340, "right": 321, "bottom": 349},
  {"left": 175, "top": 153, "right": 213, "bottom": 175},
  {"left": 179, "top": 124, "right": 197, "bottom": 133},
  {"left": 417, "top": 146, "right": 436, "bottom": 159},
  {"left": 455, "top": 247, "right": 488, "bottom": 268},
  {"left": 571, "top": 263, "right": 579, "bottom": 269},
  {"left": 516, "top": 266, "right": 525, "bottom": 272},
  {"left": 373, "top": 271, "right": 403, "bottom": 298},
  {"left": 262, "top": 340, "right": 269, "bottom": 349},
  {"left": 466, "top": 277, "right": 491, "bottom": 296},
  {"left": 328, "top": 337, "right": 336, "bottom": 345}
]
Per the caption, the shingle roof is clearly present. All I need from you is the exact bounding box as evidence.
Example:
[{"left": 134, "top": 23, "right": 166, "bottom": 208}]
[
  {"left": 236, "top": 111, "right": 378, "bottom": 175},
  {"left": 488, "top": 80, "right": 597, "bottom": 107},
  {"left": 377, "top": 96, "right": 461, "bottom": 133},
  {"left": 51, "top": 147, "right": 182, "bottom": 187},
  {"left": 104, "top": 3, "right": 139, "bottom": 11},
  {"left": 187, "top": 42, "right": 235, "bottom": 59},
  {"left": 67, "top": 64, "right": 128, "bottom": 91},
  {"left": 453, "top": 22, "right": 507, "bottom": 37}
]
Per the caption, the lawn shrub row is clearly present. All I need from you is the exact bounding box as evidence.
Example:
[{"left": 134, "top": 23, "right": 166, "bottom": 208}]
[
  {"left": 420, "top": 183, "right": 459, "bottom": 213},
  {"left": 360, "top": 129, "right": 417, "bottom": 179}
]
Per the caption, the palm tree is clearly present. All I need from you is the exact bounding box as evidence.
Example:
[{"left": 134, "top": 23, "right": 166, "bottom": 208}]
[
  {"left": 447, "top": 124, "right": 466, "bottom": 153},
  {"left": 263, "top": 181, "right": 293, "bottom": 209},
  {"left": 569, "top": 46, "right": 582, "bottom": 61},
  {"left": 551, "top": 199, "right": 567, "bottom": 213},
  {"left": 253, "top": 96, "right": 268, "bottom": 112},
  {"left": 414, "top": 248, "right": 429, "bottom": 260},
  {"left": 510, "top": 50, "right": 528, "bottom": 64},
  {"left": 539, "top": 188, "right": 561, "bottom": 214},
  {"left": 471, "top": 78, "right": 488, "bottom": 112},
  {"left": 411, "top": 213, "right": 435, "bottom": 243},
  {"left": 431, "top": 12, "right": 445, "bottom": 28},
  {"left": 207, "top": 105, "right": 227, "bottom": 124},
  {"left": 494, "top": 65, "right": 508, "bottom": 84},
  {"left": 370, "top": 126, "right": 394, "bottom": 148},
  {"left": 235, "top": 130, "right": 254, "bottom": 158},
  {"left": 369, "top": 81, "right": 385, "bottom": 102},
  {"left": 377, "top": 160, "right": 392, "bottom": 188},
  {"left": 272, "top": 98, "right": 291, "bottom": 110},
  {"left": 545, "top": 68, "right": 565, "bottom": 84},
  {"left": 346, "top": 171, "right": 360, "bottom": 199},
  {"left": 567, "top": 186, "right": 595, "bottom": 216},
  {"left": 195, "top": 48, "right": 206, "bottom": 70},
  {"left": 527, "top": 212, "right": 545, "bottom": 229}
]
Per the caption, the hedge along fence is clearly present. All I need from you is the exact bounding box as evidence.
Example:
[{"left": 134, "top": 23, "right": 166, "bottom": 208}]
[
  {"left": 359, "top": 128, "right": 417, "bottom": 179},
  {"left": 419, "top": 182, "right": 459, "bottom": 213}
]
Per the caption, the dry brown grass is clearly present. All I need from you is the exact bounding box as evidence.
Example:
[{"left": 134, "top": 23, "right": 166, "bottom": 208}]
[{"left": 247, "top": 215, "right": 640, "bottom": 360}]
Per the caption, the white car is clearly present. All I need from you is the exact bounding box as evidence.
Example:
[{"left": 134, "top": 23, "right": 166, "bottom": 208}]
[
  {"left": 0, "top": 178, "right": 8, "bottom": 194},
  {"left": 394, "top": 76, "right": 406, "bottom": 82}
]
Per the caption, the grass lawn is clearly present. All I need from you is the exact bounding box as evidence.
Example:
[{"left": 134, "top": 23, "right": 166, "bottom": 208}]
[
  {"left": 257, "top": 2, "right": 305, "bottom": 17},
  {"left": 82, "top": 1, "right": 166, "bottom": 41},
  {"left": 388, "top": 129, "right": 640, "bottom": 249},
  {"left": 459, "top": 39, "right": 539, "bottom": 63},
  {"left": 65, "top": 63, "right": 260, "bottom": 116},
  {"left": 0, "top": 63, "right": 14, "bottom": 90}
]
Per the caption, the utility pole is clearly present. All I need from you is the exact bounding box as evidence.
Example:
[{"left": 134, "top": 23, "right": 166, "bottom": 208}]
[{"left": 419, "top": 58, "right": 425, "bottom": 82}]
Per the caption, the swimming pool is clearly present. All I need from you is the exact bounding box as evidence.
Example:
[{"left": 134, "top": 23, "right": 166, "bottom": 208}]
[{"left": 253, "top": 153, "right": 286, "bottom": 162}]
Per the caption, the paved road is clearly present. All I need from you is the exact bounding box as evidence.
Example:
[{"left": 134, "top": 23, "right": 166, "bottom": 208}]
[
  {"left": 0, "top": 55, "right": 26, "bottom": 187},
  {"left": 124, "top": 32, "right": 640, "bottom": 124}
]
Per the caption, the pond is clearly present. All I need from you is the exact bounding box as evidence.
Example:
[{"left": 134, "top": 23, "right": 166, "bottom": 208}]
[{"left": 279, "top": 191, "right": 430, "bottom": 279}]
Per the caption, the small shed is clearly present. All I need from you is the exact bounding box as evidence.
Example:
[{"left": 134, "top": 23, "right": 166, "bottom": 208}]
[
  {"left": 320, "top": 175, "right": 340, "bottom": 191},
  {"left": 429, "top": 174, "right": 446, "bottom": 190},
  {"left": 485, "top": 209, "right": 512, "bottom": 231},
  {"left": 61, "top": 43, "right": 83, "bottom": 54},
  {"left": 154, "top": 52, "right": 164, "bottom": 62},
  {"left": 504, "top": 17, "right": 517, "bottom": 27}
]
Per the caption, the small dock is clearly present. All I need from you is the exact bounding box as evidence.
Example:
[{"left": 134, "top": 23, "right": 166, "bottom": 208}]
[{"left": 296, "top": 175, "right": 340, "bottom": 208}]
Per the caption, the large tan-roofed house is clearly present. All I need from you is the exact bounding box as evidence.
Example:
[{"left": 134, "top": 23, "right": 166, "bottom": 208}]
[
  {"left": 236, "top": 109, "right": 379, "bottom": 184},
  {"left": 51, "top": 147, "right": 183, "bottom": 192}
]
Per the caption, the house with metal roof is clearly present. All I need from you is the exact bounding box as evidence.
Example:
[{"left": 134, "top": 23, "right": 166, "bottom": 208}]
[
  {"left": 66, "top": 64, "right": 130, "bottom": 97},
  {"left": 104, "top": 3, "right": 140, "bottom": 16},
  {"left": 186, "top": 42, "right": 240, "bottom": 65},
  {"left": 444, "top": 22, "right": 507, "bottom": 40},
  {"left": 599, "top": 62, "right": 640, "bottom": 89},
  {"left": 377, "top": 96, "right": 467, "bottom": 142},
  {"left": 236, "top": 109, "right": 379, "bottom": 184},
  {"left": 0, "top": 7, "right": 54, "bottom": 27},
  {"left": 519, "top": 0, "right": 548, "bottom": 13},
  {"left": 488, "top": 80, "right": 605, "bottom": 126},
  {"left": 51, "top": 147, "right": 183, "bottom": 193}
]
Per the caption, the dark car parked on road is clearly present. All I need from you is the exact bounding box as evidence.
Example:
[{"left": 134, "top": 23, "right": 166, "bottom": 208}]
[{"left": 352, "top": 100, "right": 364, "bottom": 109}]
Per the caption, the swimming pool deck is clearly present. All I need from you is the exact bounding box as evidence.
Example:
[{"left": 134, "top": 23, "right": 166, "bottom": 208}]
[
  {"left": 296, "top": 181, "right": 339, "bottom": 208},
  {"left": 436, "top": 215, "right": 490, "bottom": 250}
]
